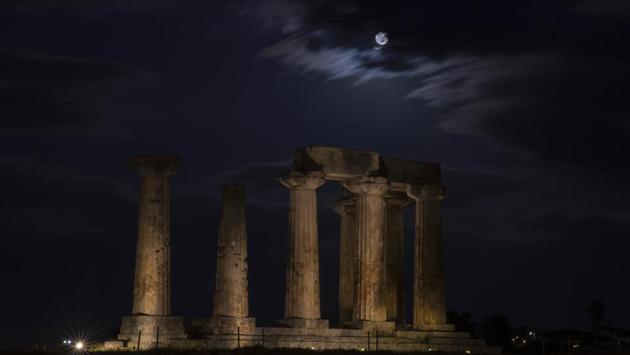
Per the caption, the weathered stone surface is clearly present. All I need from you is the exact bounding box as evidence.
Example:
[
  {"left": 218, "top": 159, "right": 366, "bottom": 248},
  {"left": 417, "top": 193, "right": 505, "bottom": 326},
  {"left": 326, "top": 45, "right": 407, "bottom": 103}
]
[
  {"left": 382, "top": 157, "right": 441, "bottom": 185},
  {"left": 192, "top": 316, "right": 256, "bottom": 335},
  {"left": 117, "top": 315, "right": 186, "bottom": 349},
  {"left": 294, "top": 146, "right": 380, "bottom": 180},
  {"left": 104, "top": 324, "right": 500, "bottom": 353},
  {"left": 293, "top": 146, "right": 441, "bottom": 185},
  {"left": 344, "top": 177, "right": 389, "bottom": 323},
  {"left": 127, "top": 155, "right": 181, "bottom": 316},
  {"left": 278, "top": 318, "right": 330, "bottom": 329},
  {"left": 213, "top": 184, "right": 250, "bottom": 319},
  {"left": 331, "top": 197, "right": 357, "bottom": 326},
  {"left": 279, "top": 171, "right": 326, "bottom": 324},
  {"left": 384, "top": 192, "right": 409, "bottom": 326},
  {"left": 345, "top": 320, "right": 396, "bottom": 334},
  {"left": 407, "top": 184, "right": 447, "bottom": 328}
]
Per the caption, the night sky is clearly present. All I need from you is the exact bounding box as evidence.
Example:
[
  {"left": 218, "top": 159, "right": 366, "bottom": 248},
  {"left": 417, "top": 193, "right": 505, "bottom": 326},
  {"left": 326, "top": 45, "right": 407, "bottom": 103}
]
[{"left": 1, "top": 0, "right": 629, "bottom": 348}]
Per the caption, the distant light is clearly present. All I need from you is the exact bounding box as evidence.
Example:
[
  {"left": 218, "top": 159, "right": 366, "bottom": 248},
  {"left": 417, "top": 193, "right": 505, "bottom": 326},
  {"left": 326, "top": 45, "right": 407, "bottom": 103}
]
[
  {"left": 75, "top": 342, "right": 84, "bottom": 350},
  {"left": 359, "top": 347, "right": 366, "bottom": 352},
  {"left": 529, "top": 331, "right": 533, "bottom": 335},
  {"left": 310, "top": 346, "right": 316, "bottom": 350},
  {"left": 428, "top": 348, "right": 437, "bottom": 352},
  {"left": 375, "top": 32, "right": 388, "bottom": 46},
  {"left": 465, "top": 350, "right": 472, "bottom": 354}
]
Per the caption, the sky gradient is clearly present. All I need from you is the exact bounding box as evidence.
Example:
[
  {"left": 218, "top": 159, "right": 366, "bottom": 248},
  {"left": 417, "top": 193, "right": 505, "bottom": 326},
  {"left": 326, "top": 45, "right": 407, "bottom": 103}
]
[{"left": 1, "top": 0, "right": 629, "bottom": 348}]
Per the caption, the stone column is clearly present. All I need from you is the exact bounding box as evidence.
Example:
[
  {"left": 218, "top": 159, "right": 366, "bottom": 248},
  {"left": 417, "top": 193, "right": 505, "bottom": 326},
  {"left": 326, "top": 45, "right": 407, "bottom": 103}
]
[
  {"left": 118, "top": 155, "right": 186, "bottom": 347},
  {"left": 407, "top": 184, "right": 449, "bottom": 330},
  {"left": 332, "top": 197, "right": 356, "bottom": 326},
  {"left": 127, "top": 155, "right": 182, "bottom": 316},
  {"left": 207, "top": 184, "right": 255, "bottom": 334},
  {"left": 343, "top": 177, "right": 395, "bottom": 332},
  {"left": 384, "top": 192, "right": 409, "bottom": 327},
  {"left": 279, "top": 171, "right": 328, "bottom": 328}
]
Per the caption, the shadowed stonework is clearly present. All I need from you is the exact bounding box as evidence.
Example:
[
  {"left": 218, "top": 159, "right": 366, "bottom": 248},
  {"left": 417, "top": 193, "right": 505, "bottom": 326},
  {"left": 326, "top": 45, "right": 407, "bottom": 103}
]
[{"left": 102, "top": 146, "right": 499, "bottom": 353}]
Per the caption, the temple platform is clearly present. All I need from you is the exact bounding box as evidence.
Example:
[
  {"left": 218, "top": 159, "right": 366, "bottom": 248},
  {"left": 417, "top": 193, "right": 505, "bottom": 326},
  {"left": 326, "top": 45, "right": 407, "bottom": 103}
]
[{"left": 101, "top": 325, "right": 501, "bottom": 353}]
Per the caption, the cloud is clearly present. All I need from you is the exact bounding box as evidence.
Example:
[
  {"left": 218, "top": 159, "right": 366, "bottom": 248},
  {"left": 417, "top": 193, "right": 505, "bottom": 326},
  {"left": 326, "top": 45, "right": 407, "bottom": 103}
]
[
  {"left": 0, "top": 0, "right": 175, "bottom": 15},
  {"left": 0, "top": 158, "right": 135, "bottom": 239},
  {"left": 0, "top": 48, "right": 164, "bottom": 139},
  {"left": 244, "top": 0, "right": 630, "bottom": 169}
]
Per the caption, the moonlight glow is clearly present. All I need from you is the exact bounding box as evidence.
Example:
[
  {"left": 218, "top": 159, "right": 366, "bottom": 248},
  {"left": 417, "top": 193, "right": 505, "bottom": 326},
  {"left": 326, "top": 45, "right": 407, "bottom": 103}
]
[{"left": 375, "top": 32, "right": 388, "bottom": 46}]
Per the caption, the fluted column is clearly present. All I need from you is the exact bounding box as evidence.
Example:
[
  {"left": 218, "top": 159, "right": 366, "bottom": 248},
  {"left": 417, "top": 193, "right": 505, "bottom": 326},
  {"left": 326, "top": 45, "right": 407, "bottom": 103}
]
[
  {"left": 343, "top": 177, "right": 391, "bottom": 327},
  {"left": 384, "top": 192, "right": 409, "bottom": 326},
  {"left": 213, "top": 184, "right": 249, "bottom": 318},
  {"left": 279, "top": 172, "right": 326, "bottom": 327},
  {"left": 407, "top": 184, "right": 447, "bottom": 329},
  {"left": 127, "top": 156, "right": 182, "bottom": 316},
  {"left": 332, "top": 197, "right": 357, "bottom": 326}
]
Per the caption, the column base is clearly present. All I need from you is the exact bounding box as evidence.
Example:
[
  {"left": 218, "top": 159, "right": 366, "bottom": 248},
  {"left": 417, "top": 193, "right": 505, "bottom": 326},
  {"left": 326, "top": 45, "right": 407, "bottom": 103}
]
[
  {"left": 412, "top": 323, "right": 455, "bottom": 331},
  {"left": 191, "top": 316, "right": 256, "bottom": 335},
  {"left": 278, "top": 318, "right": 329, "bottom": 329},
  {"left": 345, "top": 320, "right": 396, "bottom": 334},
  {"left": 117, "top": 315, "right": 186, "bottom": 348}
]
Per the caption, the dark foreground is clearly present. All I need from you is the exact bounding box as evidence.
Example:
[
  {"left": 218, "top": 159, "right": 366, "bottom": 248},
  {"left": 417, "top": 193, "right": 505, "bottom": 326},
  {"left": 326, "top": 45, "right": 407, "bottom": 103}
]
[{"left": 4, "top": 348, "right": 630, "bottom": 355}]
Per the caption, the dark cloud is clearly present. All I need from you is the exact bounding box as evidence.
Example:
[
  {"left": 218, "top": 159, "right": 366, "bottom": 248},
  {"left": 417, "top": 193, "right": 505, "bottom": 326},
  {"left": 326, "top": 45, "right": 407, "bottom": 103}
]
[
  {"left": 0, "top": 158, "right": 135, "bottom": 239},
  {"left": 0, "top": 48, "right": 161, "bottom": 137},
  {"left": 246, "top": 0, "right": 630, "bottom": 168},
  {"left": 0, "top": 0, "right": 174, "bottom": 15}
]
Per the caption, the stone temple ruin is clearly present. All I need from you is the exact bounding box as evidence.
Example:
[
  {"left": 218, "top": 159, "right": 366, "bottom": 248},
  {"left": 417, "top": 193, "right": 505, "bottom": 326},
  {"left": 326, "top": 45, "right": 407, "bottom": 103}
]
[{"left": 103, "top": 146, "right": 500, "bottom": 353}]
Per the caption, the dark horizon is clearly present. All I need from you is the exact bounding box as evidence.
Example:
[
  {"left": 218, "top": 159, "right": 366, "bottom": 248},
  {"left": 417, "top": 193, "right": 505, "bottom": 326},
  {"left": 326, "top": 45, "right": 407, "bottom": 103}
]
[{"left": 1, "top": 0, "right": 629, "bottom": 349}]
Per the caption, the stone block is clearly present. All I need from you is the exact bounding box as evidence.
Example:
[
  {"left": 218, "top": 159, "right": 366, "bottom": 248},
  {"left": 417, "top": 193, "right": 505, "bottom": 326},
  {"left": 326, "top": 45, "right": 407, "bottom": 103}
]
[
  {"left": 192, "top": 316, "right": 256, "bottom": 335},
  {"left": 293, "top": 146, "right": 381, "bottom": 179},
  {"left": 345, "top": 320, "right": 396, "bottom": 334},
  {"left": 118, "top": 315, "right": 187, "bottom": 342},
  {"left": 412, "top": 323, "right": 455, "bottom": 331},
  {"left": 278, "top": 318, "right": 329, "bottom": 329},
  {"left": 382, "top": 157, "right": 441, "bottom": 185}
]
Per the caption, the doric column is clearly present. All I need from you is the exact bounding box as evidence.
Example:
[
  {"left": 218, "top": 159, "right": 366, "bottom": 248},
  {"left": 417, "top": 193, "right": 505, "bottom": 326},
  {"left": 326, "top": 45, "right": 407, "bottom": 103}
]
[
  {"left": 197, "top": 184, "right": 258, "bottom": 335},
  {"left": 127, "top": 155, "right": 182, "bottom": 316},
  {"left": 384, "top": 192, "right": 409, "bottom": 326},
  {"left": 279, "top": 171, "right": 327, "bottom": 328},
  {"left": 407, "top": 184, "right": 447, "bottom": 329},
  {"left": 213, "top": 184, "right": 249, "bottom": 318},
  {"left": 343, "top": 177, "right": 392, "bottom": 330},
  {"left": 332, "top": 197, "right": 357, "bottom": 326}
]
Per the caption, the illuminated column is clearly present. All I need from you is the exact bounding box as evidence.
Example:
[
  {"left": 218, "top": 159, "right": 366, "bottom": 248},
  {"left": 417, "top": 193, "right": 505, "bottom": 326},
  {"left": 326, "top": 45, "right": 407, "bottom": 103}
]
[
  {"left": 384, "top": 192, "right": 409, "bottom": 326},
  {"left": 407, "top": 184, "right": 447, "bottom": 329},
  {"left": 207, "top": 184, "right": 256, "bottom": 334},
  {"left": 127, "top": 155, "right": 181, "bottom": 316},
  {"left": 344, "top": 177, "right": 394, "bottom": 331},
  {"left": 279, "top": 171, "right": 328, "bottom": 328},
  {"left": 332, "top": 197, "right": 357, "bottom": 326}
]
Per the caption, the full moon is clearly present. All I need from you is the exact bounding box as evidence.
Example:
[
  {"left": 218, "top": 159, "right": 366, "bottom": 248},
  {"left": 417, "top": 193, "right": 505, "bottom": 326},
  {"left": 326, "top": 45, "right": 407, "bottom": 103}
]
[{"left": 375, "top": 32, "right": 388, "bottom": 46}]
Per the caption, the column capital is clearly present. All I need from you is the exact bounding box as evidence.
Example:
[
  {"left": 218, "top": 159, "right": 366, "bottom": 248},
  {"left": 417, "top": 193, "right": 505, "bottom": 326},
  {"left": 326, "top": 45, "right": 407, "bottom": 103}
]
[
  {"left": 127, "top": 155, "right": 182, "bottom": 176},
  {"left": 279, "top": 171, "right": 326, "bottom": 190},
  {"left": 406, "top": 184, "right": 445, "bottom": 202},
  {"left": 343, "top": 176, "right": 389, "bottom": 196},
  {"left": 331, "top": 197, "right": 356, "bottom": 216},
  {"left": 383, "top": 191, "right": 411, "bottom": 208}
]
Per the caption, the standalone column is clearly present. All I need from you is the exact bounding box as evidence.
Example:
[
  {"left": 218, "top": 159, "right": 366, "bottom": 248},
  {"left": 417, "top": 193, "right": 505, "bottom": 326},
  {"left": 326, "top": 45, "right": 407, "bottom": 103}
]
[
  {"left": 407, "top": 184, "right": 450, "bottom": 330},
  {"left": 206, "top": 184, "right": 255, "bottom": 334},
  {"left": 344, "top": 177, "right": 395, "bottom": 332},
  {"left": 384, "top": 192, "right": 409, "bottom": 327},
  {"left": 279, "top": 171, "right": 328, "bottom": 328},
  {"left": 118, "top": 155, "right": 186, "bottom": 347},
  {"left": 332, "top": 197, "right": 356, "bottom": 326}
]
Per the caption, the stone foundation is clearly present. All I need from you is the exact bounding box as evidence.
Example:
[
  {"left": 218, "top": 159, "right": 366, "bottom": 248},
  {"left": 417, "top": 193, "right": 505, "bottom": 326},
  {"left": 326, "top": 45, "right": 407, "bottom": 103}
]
[
  {"left": 99, "top": 325, "right": 500, "bottom": 353},
  {"left": 192, "top": 316, "right": 256, "bottom": 335},
  {"left": 278, "top": 318, "right": 329, "bottom": 329},
  {"left": 112, "top": 315, "right": 186, "bottom": 349},
  {"left": 345, "top": 320, "right": 396, "bottom": 334}
]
